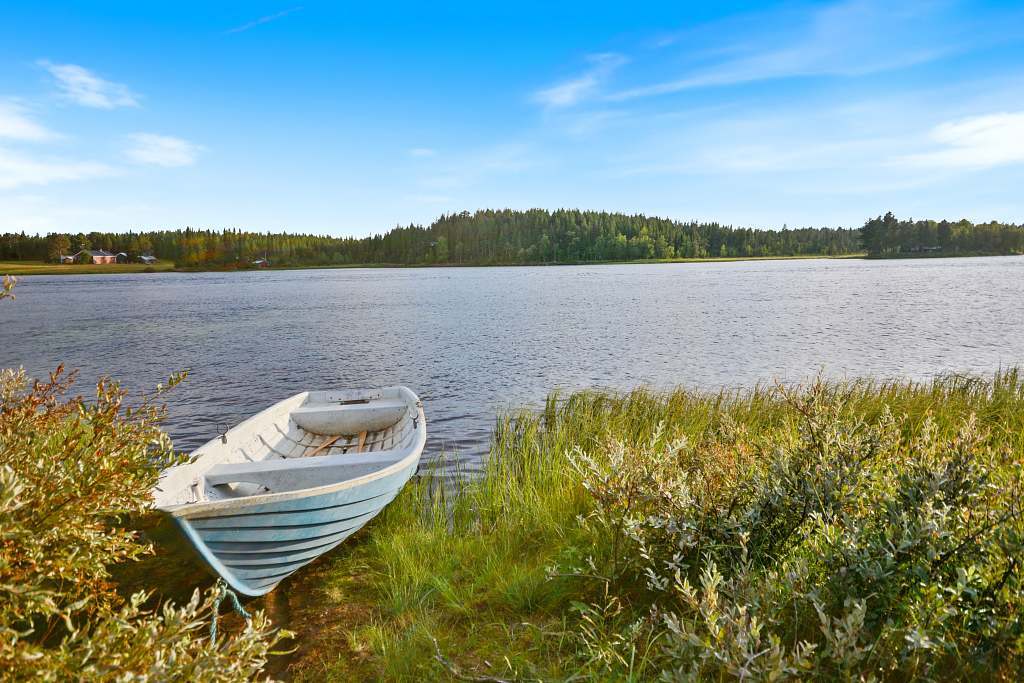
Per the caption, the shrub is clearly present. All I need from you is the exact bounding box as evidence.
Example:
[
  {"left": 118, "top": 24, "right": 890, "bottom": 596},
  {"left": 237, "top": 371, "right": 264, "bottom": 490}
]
[
  {"left": 0, "top": 365, "right": 286, "bottom": 681},
  {"left": 566, "top": 380, "right": 1024, "bottom": 680}
]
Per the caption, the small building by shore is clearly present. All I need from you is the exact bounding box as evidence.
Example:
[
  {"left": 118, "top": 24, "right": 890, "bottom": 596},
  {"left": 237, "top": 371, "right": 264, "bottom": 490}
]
[
  {"left": 73, "top": 249, "right": 118, "bottom": 264},
  {"left": 57, "top": 250, "right": 158, "bottom": 265}
]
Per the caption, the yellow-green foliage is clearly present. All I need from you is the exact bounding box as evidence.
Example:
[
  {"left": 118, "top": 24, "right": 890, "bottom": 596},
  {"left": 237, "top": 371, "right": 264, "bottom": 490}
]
[
  {"left": 0, "top": 366, "right": 284, "bottom": 681},
  {"left": 305, "top": 373, "right": 1024, "bottom": 681},
  {"left": 0, "top": 274, "right": 14, "bottom": 300}
]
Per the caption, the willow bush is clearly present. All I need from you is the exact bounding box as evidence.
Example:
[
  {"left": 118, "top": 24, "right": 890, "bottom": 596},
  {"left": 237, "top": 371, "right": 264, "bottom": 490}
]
[
  {"left": 0, "top": 359, "right": 285, "bottom": 680},
  {"left": 562, "top": 379, "right": 1024, "bottom": 680}
]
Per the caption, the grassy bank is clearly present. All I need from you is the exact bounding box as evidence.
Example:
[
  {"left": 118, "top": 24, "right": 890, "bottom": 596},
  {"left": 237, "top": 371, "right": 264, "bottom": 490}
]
[
  {"left": 277, "top": 372, "right": 1024, "bottom": 681},
  {"left": 0, "top": 260, "right": 175, "bottom": 275}
]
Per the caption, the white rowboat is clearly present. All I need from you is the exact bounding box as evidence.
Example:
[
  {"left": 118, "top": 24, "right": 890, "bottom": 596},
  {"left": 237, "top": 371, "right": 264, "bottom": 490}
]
[{"left": 152, "top": 387, "right": 426, "bottom": 596}]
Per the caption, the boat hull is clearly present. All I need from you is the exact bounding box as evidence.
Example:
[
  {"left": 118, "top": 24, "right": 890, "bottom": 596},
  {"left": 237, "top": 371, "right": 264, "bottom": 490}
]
[{"left": 167, "top": 458, "right": 418, "bottom": 596}]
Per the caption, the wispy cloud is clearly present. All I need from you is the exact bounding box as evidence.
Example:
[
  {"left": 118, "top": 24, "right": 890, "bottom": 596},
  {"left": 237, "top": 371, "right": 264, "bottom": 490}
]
[
  {"left": 125, "top": 133, "right": 202, "bottom": 167},
  {"left": 227, "top": 6, "right": 303, "bottom": 34},
  {"left": 409, "top": 147, "right": 436, "bottom": 158},
  {"left": 898, "top": 112, "right": 1024, "bottom": 170},
  {"left": 409, "top": 143, "right": 541, "bottom": 204},
  {"left": 0, "top": 193, "right": 156, "bottom": 233},
  {"left": 533, "top": 53, "right": 626, "bottom": 108},
  {"left": 0, "top": 98, "right": 109, "bottom": 188},
  {"left": 611, "top": 136, "right": 892, "bottom": 179},
  {"left": 554, "top": 109, "right": 633, "bottom": 138},
  {"left": 0, "top": 147, "right": 113, "bottom": 189},
  {"left": 606, "top": 0, "right": 961, "bottom": 101},
  {"left": 0, "top": 101, "right": 58, "bottom": 142},
  {"left": 596, "top": 85, "right": 969, "bottom": 190},
  {"left": 40, "top": 61, "right": 139, "bottom": 109}
]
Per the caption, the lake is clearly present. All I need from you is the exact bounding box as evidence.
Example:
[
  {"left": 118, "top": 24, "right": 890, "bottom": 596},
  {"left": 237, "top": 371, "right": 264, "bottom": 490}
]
[{"left": 3, "top": 256, "right": 1023, "bottom": 476}]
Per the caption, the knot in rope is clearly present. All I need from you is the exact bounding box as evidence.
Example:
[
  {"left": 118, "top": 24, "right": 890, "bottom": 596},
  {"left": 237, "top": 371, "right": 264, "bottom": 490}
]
[{"left": 209, "top": 579, "right": 251, "bottom": 642}]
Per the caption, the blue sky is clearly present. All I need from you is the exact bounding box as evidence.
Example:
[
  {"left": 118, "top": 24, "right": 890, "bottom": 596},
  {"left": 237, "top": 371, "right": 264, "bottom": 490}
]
[{"left": 1, "top": 1, "right": 1022, "bottom": 236}]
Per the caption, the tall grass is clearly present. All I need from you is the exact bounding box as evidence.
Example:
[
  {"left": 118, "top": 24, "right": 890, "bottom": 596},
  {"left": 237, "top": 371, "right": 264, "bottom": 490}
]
[{"left": 294, "top": 371, "right": 1024, "bottom": 681}]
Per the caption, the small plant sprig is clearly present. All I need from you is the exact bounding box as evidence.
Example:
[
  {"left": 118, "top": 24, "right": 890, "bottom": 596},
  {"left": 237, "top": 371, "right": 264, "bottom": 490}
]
[{"left": 1, "top": 273, "right": 16, "bottom": 301}]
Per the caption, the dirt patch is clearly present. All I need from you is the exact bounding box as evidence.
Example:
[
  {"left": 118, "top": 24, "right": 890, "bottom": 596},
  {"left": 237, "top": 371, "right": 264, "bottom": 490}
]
[{"left": 257, "top": 534, "right": 383, "bottom": 680}]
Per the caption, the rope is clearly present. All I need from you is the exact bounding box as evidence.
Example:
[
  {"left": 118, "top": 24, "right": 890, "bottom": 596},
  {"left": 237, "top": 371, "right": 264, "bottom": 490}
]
[{"left": 209, "top": 579, "right": 251, "bottom": 642}]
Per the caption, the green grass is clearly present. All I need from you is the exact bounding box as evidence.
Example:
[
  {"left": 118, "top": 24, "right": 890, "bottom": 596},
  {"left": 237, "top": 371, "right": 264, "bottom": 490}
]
[
  {"left": 281, "top": 372, "right": 1024, "bottom": 681},
  {"left": 0, "top": 260, "right": 175, "bottom": 275}
]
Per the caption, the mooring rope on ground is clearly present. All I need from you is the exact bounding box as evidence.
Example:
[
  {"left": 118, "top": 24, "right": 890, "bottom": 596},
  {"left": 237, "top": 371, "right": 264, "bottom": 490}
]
[{"left": 210, "top": 579, "right": 251, "bottom": 642}]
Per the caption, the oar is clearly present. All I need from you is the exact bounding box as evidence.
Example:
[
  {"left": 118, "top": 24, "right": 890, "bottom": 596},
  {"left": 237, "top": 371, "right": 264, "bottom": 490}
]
[{"left": 308, "top": 434, "right": 343, "bottom": 457}]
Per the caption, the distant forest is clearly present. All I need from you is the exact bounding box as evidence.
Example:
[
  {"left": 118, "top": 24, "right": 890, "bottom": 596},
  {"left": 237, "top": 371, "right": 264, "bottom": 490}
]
[
  {"left": 861, "top": 212, "right": 1024, "bottom": 257},
  {"left": 1, "top": 209, "right": 1021, "bottom": 267}
]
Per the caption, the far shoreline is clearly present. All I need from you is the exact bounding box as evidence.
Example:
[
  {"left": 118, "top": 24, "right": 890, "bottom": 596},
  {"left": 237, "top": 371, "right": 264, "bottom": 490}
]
[
  {"left": 4, "top": 251, "right": 1023, "bottom": 277},
  {"left": 2, "top": 253, "right": 865, "bottom": 277}
]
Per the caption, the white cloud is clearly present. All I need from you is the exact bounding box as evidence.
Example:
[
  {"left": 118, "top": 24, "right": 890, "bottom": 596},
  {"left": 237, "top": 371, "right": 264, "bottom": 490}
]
[
  {"left": 227, "top": 6, "right": 303, "bottom": 34},
  {"left": 556, "top": 109, "right": 632, "bottom": 137},
  {"left": 0, "top": 101, "right": 58, "bottom": 141},
  {"left": 0, "top": 194, "right": 155, "bottom": 233},
  {"left": 607, "top": 0, "right": 958, "bottom": 101},
  {"left": 0, "top": 95, "right": 111, "bottom": 189},
  {"left": 0, "top": 147, "right": 113, "bottom": 189},
  {"left": 40, "top": 61, "right": 139, "bottom": 109},
  {"left": 533, "top": 53, "right": 626, "bottom": 108},
  {"left": 124, "top": 133, "right": 202, "bottom": 167},
  {"left": 409, "top": 147, "right": 436, "bottom": 157},
  {"left": 534, "top": 73, "right": 599, "bottom": 108},
  {"left": 899, "top": 112, "right": 1024, "bottom": 170}
]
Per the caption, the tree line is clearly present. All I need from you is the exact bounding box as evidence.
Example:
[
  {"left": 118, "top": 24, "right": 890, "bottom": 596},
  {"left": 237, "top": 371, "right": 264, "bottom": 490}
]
[
  {"left": 860, "top": 212, "right": 1024, "bottom": 257},
  {"left": 1, "top": 210, "right": 1020, "bottom": 267},
  {"left": 0, "top": 210, "right": 859, "bottom": 267}
]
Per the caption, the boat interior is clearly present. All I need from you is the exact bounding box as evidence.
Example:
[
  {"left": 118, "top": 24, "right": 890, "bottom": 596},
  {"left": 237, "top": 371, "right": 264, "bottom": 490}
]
[{"left": 154, "top": 388, "right": 422, "bottom": 508}]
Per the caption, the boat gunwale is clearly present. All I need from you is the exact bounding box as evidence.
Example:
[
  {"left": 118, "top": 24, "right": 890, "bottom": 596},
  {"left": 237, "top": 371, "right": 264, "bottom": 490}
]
[{"left": 158, "top": 387, "right": 426, "bottom": 520}]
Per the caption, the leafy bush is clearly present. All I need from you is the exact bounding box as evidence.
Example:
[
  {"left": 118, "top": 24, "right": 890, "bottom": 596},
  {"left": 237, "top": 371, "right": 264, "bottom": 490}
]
[
  {"left": 566, "top": 380, "right": 1024, "bottom": 680},
  {"left": 0, "top": 365, "right": 285, "bottom": 680}
]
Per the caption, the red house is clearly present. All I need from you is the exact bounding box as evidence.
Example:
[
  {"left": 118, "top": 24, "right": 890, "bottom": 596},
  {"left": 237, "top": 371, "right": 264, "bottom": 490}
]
[{"left": 72, "top": 250, "right": 118, "bottom": 264}]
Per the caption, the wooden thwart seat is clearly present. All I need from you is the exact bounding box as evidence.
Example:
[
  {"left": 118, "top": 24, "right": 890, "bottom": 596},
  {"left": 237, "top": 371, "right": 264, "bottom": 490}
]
[{"left": 205, "top": 450, "right": 404, "bottom": 492}]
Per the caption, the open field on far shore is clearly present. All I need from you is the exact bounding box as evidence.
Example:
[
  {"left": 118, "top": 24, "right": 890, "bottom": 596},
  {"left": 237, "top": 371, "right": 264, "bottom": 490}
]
[{"left": 0, "top": 260, "right": 175, "bottom": 276}]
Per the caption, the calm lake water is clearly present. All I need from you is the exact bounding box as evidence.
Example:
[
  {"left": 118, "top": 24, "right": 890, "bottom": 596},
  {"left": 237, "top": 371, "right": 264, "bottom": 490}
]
[{"left": 3, "top": 257, "right": 1023, "bottom": 476}]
